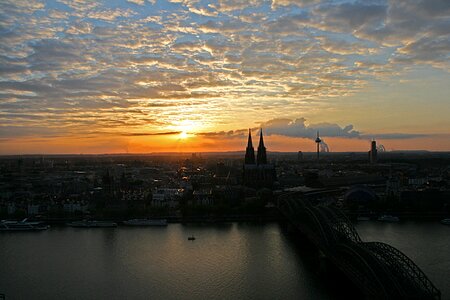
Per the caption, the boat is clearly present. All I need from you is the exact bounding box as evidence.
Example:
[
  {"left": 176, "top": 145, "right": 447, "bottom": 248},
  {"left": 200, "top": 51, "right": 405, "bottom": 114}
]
[
  {"left": 66, "top": 220, "right": 117, "bottom": 228},
  {"left": 188, "top": 235, "right": 196, "bottom": 241},
  {"left": 0, "top": 218, "right": 50, "bottom": 231},
  {"left": 377, "top": 215, "right": 400, "bottom": 222},
  {"left": 440, "top": 218, "right": 450, "bottom": 225},
  {"left": 123, "top": 219, "right": 167, "bottom": 226},
  {"left": 357, "top": 216, "right": 371, "bottom": 221}
]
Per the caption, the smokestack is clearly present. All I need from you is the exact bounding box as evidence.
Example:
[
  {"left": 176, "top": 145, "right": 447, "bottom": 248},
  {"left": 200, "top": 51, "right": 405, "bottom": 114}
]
[{"left": 369, "top": 140, "right": 378, "bottom": 163}]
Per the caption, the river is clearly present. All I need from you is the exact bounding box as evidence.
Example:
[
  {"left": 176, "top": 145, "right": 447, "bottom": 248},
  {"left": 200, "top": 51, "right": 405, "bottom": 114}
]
[{"left": 0, "top": 221, "right": 448, "bottom": 299}]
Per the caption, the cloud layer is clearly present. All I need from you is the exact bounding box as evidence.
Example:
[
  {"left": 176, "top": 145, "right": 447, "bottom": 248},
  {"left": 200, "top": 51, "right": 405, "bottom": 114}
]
[
  {"left": 198, "top": 117, "right": 427, "bottom": 140},
  {"left": 0, "top": 0, "right": 449, "bottom": 146},
  {"left": 260, "top": 118, "right": 359, "bottom": 139}
]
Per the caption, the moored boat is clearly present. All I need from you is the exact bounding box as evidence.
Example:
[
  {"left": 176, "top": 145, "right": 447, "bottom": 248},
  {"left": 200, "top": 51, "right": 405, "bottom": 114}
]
[
  {"left": 123, "top": 219, "right": 167, "bottom": 226},
  {"left": 67, "top": 220, "right": 117, "bottom": 228},
  {"left": 0, "top": 218, "right": 50, "bottom": 231},
  {"left": 440, "top": 218, "right": 450, "bottom": 225},
  {"left": 377, "top": 215, "right": 400, "bottom": 222}
]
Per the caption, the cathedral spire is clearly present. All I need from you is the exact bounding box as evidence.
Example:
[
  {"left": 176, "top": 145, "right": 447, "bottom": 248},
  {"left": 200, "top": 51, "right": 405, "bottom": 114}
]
[
  {"left": 257, "top": 128, "right": 267, "bottom": 165},
  {"left": 244, "top": 129, "right": 256, "bottom": 164},
  {"left": 247, "top": 128, "right": 253, "bottom": 147},
  {"left": 259, "top": 129, "right": 264, "bottom": 148}
]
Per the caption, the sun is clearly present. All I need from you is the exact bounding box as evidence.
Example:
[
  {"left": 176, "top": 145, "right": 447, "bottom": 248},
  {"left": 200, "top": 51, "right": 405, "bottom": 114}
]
[
  {"left": 173, "top": 119, "right": 200, "bottom": 140},
  {"left": 179, "top": 131, "right": 188, "bottom": 139}
]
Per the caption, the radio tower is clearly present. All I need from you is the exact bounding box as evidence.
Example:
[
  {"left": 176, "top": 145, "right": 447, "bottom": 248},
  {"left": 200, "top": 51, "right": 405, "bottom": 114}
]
[{"left": 315, "top": 131, "right": 321, "bottom": 160}]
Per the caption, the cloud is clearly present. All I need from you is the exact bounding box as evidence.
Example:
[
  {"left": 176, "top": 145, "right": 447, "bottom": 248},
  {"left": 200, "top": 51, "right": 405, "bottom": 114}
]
[
  {"left": 272, "top": 0, "right": 323, "bottom": 9},
  {"left": 86, "top": 8, "right": 136, "bottom": 22},
  {"left": 121, "top": 131, "right": 181, "bottom": 136},
  {"left": 210, "top": 0, "right": 263, "bottom": 13},
  {"left": 196, "top": 129, "right": 247, "bottom": 138},
  {"left": 360, "top": 133, "right": 428, "bottom": 140},
  {"left": 312, "top": 2, "right": 387, "bottom": 32},
  {"left": 393, "top": 36, "right": 450, "bottom": 67},
  {"left": 316, "top": 36, "right": 378, "bottom": 55},
  {"left": 259, "top": 117, "right": 360, "bottom": 139},
  {"left": 258, "top": 118, "right": 432, "bottom": 140},
  {"left": 195, "top": 117, "right": 431, "bottom": 142},
  {"left": 127, "top": 0, "right": 146, "bottom": 5}
]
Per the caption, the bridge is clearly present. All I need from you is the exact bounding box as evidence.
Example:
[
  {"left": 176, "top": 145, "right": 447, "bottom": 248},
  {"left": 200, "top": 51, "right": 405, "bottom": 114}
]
[{"left": 278, "top": 192, "right": 441, "bottom": 300}]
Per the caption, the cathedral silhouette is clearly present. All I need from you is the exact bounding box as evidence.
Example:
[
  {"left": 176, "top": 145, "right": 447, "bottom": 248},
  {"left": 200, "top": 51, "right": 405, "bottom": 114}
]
[{"left": 243, "top": 129, "right": 276, "bottom": 188}]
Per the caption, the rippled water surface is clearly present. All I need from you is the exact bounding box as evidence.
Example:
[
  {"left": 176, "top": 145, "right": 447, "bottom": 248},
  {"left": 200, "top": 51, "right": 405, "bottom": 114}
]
[
  {"left": 0, "top": 223, "right": 332, "bottom": 300},
  {"left": 1, "top": 221, "right": 448, "bottom": 300}
]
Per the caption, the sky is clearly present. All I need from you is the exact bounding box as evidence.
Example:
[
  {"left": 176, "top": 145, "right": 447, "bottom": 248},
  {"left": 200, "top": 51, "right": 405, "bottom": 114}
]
[{"left": 0, "top": 0, "right": 449, "bottom": 154}]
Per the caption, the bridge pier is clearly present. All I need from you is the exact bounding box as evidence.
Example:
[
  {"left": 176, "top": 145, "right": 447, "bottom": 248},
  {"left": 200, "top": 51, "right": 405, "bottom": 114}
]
[
  {"left": 280, "top": 223, "right": 366, "bottom": 298},
  {"left": 318, "top": 250, "right": 328, "bottom": 274}
]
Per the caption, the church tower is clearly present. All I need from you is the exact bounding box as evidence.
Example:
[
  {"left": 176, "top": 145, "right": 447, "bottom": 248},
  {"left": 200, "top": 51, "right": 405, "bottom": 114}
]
[
  {"left": 243, "top": 127, "right": 276, "bottom": 188},
  {"left": 257, "top": 129, "right": 267, "bottom": 165},
  {"left": 244, "top": 129, "right": 256, "bottom": 164}
]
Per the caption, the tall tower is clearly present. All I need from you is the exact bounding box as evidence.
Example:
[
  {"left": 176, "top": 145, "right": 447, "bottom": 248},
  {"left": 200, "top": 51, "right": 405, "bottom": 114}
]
[
  {"left": 257, "top": 129, "right": 267, "bottom": 165},
  {"left": 244, "top": 129, "right": 256, "bottom": 164},
  {"left": 243, "top": 127, "right": 276, "bottom": 188},
  {"left": 315, "top": 131, "right": 321, "bottom": 160},
  {"left": 369, "top": 140, "right": 378, "bottom": 163}
]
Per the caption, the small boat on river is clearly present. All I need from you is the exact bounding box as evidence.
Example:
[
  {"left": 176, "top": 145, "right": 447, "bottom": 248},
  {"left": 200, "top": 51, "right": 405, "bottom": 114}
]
[
  {"left": 0, "top": 218, "right": 50, "bottom": 231},
  {"left": 440, "top": 218, "right": 450, "bottom": 225},
  {"left": 188, "top": 235, "right": 196, "bottom": 241},
  {"left": 67, "top": 220, "right": 117, "bottom": 228},
  {"left": 123, "top": 219, "right": 167, "bottom": 226},
  {"left": 377, "top": 215, "right": 400, "bottom": 222}
]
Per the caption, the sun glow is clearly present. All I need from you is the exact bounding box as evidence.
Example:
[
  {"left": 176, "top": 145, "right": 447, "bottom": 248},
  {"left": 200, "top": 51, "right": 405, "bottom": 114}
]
[
  {"left": 179, "top": 131, "right": 188, "bottom": 139},
  {"left": 173, "top": 119, "right": 202, "bottom": 140}
]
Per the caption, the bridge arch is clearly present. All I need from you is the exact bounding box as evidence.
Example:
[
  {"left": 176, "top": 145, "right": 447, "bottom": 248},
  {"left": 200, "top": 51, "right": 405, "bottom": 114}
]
[
  {"left": 364, "top": 242, "right": 441, "bottom": 299},
  {"left": 336, "top": 243, "right": 389, "bottom": 299},
  {"left": 277, "top": 192, "right": 441, "bottom": 300}
]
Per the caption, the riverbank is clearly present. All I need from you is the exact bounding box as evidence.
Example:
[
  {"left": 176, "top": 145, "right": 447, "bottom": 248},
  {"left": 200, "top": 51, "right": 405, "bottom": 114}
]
[
  {"left": 4, "top": 208, "right": 450, "bottom": 225},
  {"left": 345, "top": 211, "right": 450, "bottom": 221},
  {"left": 14, "top": 210, "right": 283, "bottom": 225}
]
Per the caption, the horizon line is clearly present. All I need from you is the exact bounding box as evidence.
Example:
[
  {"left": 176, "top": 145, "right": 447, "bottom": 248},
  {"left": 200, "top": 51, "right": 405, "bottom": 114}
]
[{"left": 1, "top": 149, "right": 447, "bottom": 157}]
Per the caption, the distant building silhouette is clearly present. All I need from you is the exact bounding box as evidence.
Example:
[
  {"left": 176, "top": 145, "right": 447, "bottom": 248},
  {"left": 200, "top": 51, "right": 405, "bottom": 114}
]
[
  {"left": 369, "top": 140, "right": 378, "bottom": 163},
  {"left": 243, "top": 129, "right": 276, "bottom": 188}
]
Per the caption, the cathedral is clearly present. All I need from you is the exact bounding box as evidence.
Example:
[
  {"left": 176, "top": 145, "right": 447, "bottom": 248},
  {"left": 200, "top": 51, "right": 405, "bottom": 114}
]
[{"left": 243, "top": 129, "right": 276, "bottom": 189}]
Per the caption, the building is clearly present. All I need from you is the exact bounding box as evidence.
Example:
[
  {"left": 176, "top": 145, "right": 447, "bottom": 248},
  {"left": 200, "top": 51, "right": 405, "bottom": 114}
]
[
  {"left": 152, "top": 188, "right": 183, "bottom": 208},
  {"left": 369, "top": 140, "right": 378, "bottom": 163},
  {"left": 193, "top": 189, "right": 214, "bottom": 206},
  {"left": 297, "top": 151, "right": 303, "bottom": 161},
  {"left": 243, "top": 129, "right": 276, "bottom": 188}
]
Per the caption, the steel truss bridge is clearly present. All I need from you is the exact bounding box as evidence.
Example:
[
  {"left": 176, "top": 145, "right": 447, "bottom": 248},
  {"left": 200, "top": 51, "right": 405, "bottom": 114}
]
[{"left": 278, "top": 192, "right": 441, "bottom": 300}]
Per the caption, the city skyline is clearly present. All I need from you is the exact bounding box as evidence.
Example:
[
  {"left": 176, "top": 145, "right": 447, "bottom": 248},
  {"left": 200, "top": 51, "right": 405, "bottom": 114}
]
[{"left": 1, "top": 0, "right": 450, "bottom": 154}]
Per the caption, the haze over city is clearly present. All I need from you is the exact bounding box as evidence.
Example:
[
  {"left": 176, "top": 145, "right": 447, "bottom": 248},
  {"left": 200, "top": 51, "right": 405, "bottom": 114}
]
[{"left": 1, "top": 0, "right": 449, "bottom": 153}]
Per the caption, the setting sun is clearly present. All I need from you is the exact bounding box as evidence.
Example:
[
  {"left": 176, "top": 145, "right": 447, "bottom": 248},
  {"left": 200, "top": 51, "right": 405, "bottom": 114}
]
[{"left": 179, "top": 131, "right": 188, "bottom": 139}]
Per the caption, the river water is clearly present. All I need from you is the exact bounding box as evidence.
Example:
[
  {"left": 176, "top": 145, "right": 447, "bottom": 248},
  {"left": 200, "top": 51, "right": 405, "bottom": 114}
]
[{"left": 0, "top": 222, "right": 449, "bottom": 299}]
